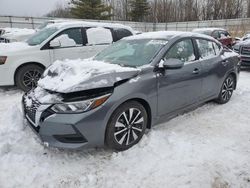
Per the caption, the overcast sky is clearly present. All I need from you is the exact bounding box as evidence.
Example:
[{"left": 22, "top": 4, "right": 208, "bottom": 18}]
[{"left": 0, "top": 0, "right": 69, "bottom": 17}]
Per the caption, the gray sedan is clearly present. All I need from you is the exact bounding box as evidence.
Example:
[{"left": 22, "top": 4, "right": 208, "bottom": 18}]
[{"left": 22, "top": 31, "right": 240, "bottom": 151}]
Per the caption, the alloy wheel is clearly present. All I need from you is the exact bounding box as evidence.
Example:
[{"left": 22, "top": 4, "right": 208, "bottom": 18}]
[
  {"left": 114, "top": 108, "right": 144, "bottom": 146},
  {"left": 221, "top": 76, "right": 234, "bottom": 101},
  {"left": 22, "top": 70, "right": 42, "bottom": 89}
]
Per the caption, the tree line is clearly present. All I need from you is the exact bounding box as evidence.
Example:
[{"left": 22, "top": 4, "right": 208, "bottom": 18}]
[{"left": 46, "top": 0, "right": 250, "bottom": 22}]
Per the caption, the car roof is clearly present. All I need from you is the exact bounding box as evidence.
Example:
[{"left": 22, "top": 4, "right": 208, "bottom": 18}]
[
  {"left": 124, "top": 31, "right": 217, "bottom": 41},
  {"left": 46, "top": 21, "right": 135, "bottom": 34}
]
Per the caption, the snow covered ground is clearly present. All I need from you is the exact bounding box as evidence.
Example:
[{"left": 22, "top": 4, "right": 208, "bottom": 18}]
[{"left": 1, "top": 71, "right": 250, "bottom": 188}]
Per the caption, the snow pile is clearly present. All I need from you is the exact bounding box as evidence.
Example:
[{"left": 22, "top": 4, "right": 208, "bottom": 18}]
[
  {"left": 0, "top": 28, "right": 36, "bottom": 42},
  {"left": 1, "top": 27, "right": 35, "bottom": 36},
  {"left": 38, "top": 59, "right": 139, "bottom": 93},
  {"left": 25, "top": 87, "right": 63, "bottom": 104},
  {"left": 53, "top": 34, "right": 76, "bottom": 47},
  {"left": 0, "top": 42, "right": 31, "bottom": 54},
  {"left": 0, "top": 72, "right": 250, "bottom": 187}
]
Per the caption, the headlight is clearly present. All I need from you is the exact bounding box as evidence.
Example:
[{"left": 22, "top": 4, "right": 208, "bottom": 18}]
[
  {"left": 0, "top": 56, "right": 7, "bottom": 65},
  {"left": 51, "top": 94, "right": 111, "bottom": 113}
]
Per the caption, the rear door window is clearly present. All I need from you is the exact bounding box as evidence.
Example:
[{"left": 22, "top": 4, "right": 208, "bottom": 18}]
[
  {"left": 86, "top": 27, "right": 113, "bottom": 45},
  {"left": 212, "top": 31, "right": 220, "bottom": 39},
  {"left": 219, "top": 30, "right": 230, "bottom": 39},
  {"left": 196, "top": 39, "right": 216, "bottom": 59}
]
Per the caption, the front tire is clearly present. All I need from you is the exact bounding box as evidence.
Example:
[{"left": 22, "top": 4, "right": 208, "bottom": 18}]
[
  {"left": 15, "top": 64, "right": 44, "bottom": 92},
  {"left": 106, "top": 101, "right": 148, "bottom": 151},
  {"left": 215, "top": 74, "right": 235, "bottom": 104}
]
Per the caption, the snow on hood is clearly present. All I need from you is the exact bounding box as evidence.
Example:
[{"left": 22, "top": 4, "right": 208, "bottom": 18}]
[
  {"left": 38, "top": 59, "right": 140, "bottom": 93},
  {"left": 0, "top": 42, "right": 31, "bottom": 54},
  {"left": 31, "top": 87, "right": 63, "bottom": 104}
]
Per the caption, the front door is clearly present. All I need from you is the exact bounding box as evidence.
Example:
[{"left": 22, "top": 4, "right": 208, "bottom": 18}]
[
  {"left": 50, "top": 27, "right": 87, "bottom": 62},
  {"left": 157, "top": 39, "right": 202, "bottom": 117}
]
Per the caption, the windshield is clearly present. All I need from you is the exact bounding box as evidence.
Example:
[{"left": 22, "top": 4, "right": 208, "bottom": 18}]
[
  {"left": 94, "top": 39, "right": 167, "bottom": 67},
  {"left": 36, "top": 21, "right": 50, "bottom": 30},
  {"left": 27, "top": 27, "right": 58, "bottom": 46}
]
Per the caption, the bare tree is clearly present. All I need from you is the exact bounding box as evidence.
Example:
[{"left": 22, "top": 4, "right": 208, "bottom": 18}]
[
  {"left": 247, "top": 0, "right": 250, "bottom": 17},
  {"left": 46, "top": 0, "right": 248, "bottom": 22}
]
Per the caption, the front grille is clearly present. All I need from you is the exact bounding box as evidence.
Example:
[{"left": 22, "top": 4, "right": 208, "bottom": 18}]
[
  {"left": 241, "top": 46, "right": 250, "bottom": 56},
  {"left": 24, "top": 97, "right": 41, "bottom": 124}
]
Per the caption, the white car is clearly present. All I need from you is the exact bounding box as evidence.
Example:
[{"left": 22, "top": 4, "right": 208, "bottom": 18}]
[{"left": 0, "top": 21, "right": 135, "bottom": 91}]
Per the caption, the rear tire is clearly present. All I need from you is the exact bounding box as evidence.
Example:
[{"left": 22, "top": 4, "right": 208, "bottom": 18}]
[
  {"left": 106, "top": 101, "right": 148, "bottom": 151},
  {"left": 215, "top": 74, "right": 235, "bottom": 104},
  {"left": 15, "top": 64, "right": 44, "bottom": 92}
]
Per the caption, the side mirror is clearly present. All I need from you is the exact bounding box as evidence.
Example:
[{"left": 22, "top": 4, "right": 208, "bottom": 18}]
[
  {"left": 49, "top": 39, "right": 61, "bottom": 48},
  {"left": 159, "top": 58, "right": 184, "bottom": 69}
]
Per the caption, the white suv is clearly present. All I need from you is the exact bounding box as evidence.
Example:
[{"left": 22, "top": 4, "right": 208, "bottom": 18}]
[{"left": 0, "top": 21, "right": 134, "bottom": 91}]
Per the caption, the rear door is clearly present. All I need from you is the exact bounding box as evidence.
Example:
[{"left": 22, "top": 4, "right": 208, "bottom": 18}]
[
  {"left": 157, "top": 38, "right": 202, "bottom": 117},
  {"left": 194, "top": 38, "right": 223, "bottom": 99}
]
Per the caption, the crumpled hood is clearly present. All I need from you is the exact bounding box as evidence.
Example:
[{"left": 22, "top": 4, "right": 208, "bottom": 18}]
[{"left": 38, "top": 59, "right": 140, "bottom": 93}]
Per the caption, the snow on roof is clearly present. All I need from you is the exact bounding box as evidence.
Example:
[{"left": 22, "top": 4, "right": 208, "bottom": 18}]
[
  {"left": 124, "top": 31, "right": 214, "bottom": 41},
  {"left": 124, "top": 31, "right": 181, "bottom": 40},
  {"left": 192, "top": 27, "right": 226, "bottom": 32},
  {"left": 47, "top": 21, "right": 134, "bottom": 33},
  {"left": 47, "top": 21, "right": 135, "bottom": 34}
]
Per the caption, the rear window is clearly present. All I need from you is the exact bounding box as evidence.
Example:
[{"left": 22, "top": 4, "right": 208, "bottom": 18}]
[
  {"left": 219, "top": 30, "right": 231, "bottom": 39},
  {"left": 113, "top": 28, "right": 133, "bottom": 42}
]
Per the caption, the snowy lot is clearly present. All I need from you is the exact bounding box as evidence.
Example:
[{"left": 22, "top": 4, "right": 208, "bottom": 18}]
[{"left": 0, "top": 71, "right": 250, "bottom": 188}]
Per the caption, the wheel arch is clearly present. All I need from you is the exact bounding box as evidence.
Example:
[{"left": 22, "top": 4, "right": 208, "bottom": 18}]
[
  {"left": 14, "top": 62, "right": 46, "bottom": 85},
  {"left": 109, "top": 98, "right": 152, "bottom": 130},
  {"left": 228, "top": 71, "right": 237, "bottom": 90}
]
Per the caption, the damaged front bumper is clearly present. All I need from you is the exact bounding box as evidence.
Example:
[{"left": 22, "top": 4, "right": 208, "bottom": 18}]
[{"left": 22, "top": 92, "right": 109, "bottom": 150}]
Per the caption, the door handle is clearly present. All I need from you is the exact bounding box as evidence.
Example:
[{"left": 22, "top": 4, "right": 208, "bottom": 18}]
[{"left": 192, "top": 68, "right": 200, "bottom": 74}]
